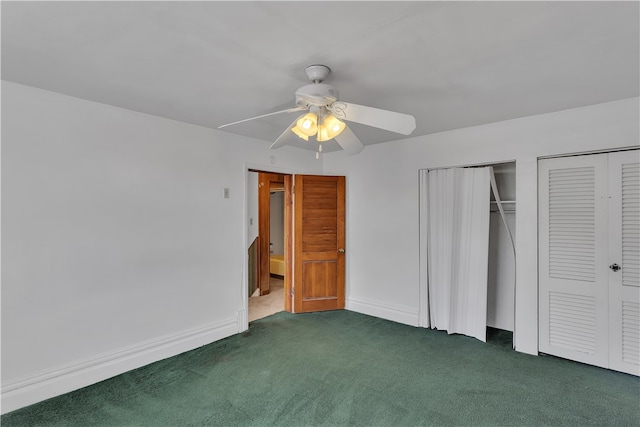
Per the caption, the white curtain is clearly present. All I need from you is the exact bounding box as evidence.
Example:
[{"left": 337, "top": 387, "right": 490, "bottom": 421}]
[{"left": 422, "top": 167, "right": 491, "bottom": 342}]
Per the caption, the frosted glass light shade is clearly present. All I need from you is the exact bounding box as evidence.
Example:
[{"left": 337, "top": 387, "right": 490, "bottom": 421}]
[
  {"left": 291, "top": 125, "right": 309, "bottom": 141},
  {"left": 294, "top": 113, "right": 318, "bottom": 137},
  {"left": 317, "top": 114, "right": 346, "bottom": 142}
]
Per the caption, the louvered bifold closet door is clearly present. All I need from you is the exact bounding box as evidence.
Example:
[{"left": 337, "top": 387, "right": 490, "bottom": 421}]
[
  {"left": 608, "top": 151, "right": 640, "bottom": 375},
  {"left": 539, "top": 155, "right": 609, "bottom": 368}
]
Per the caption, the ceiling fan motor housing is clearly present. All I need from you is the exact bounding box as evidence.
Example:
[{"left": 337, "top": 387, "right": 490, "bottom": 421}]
[
  {"left": 305, "top": 64, "right": 331, "bottom": 82},
  {"left": 295, "top": 83, "right": 338, "bottom": 108}
]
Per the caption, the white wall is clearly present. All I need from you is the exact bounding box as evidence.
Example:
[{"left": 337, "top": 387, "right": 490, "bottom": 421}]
[
  {"left": 270, "top": 191, "right": 285, "bottom": 255},
  {"left": 0, "top": 81, "right": 322, "bottom": 413},
  {"left": 487, "top": 162, "right": 516, "bottom": 332},
  {"left": 324, "top": 97, "right": 639, "bottom": 355},
  {"left": 488, "top": 211, "right": 515, "bottom": 331},
  {"left": 247, "top": 172, "right": 259, "bottom": 247}
]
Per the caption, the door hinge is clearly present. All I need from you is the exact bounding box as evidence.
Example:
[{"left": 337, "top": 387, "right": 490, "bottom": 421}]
[
  {"left": 291, "top": 287, "right": 294, "bottom": 296},
  {"left": 292, "top": 185, "right": 295, "bottom": 195}
]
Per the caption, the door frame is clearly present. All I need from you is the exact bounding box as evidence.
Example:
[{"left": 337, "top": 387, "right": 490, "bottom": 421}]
[
  {"left": 257, "top": 172, "right": 285, "bottom": 296},
  {"left": 241, "top": 164, "right": 296, "bottom": 332}
]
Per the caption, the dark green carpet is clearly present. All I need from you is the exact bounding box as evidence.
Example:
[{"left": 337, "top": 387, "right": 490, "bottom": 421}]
[{"left": 3, "top": 310, "right": 639, "bottom": 426}]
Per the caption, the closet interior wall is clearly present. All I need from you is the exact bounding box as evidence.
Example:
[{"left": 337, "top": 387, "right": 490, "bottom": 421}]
[{"left": 488, "top": 162, "right": 516, "bottom": 332}]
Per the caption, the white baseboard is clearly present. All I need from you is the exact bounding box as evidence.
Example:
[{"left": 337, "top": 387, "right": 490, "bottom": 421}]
[
  {"left": 1, "top": 317, "right": 238, "bottom": 415},
  {"left": 237, "top": 308, "right": 248, "bottom": 332},
  {"left": 346, "top": 297, "right": 420, "bottom": 327}
]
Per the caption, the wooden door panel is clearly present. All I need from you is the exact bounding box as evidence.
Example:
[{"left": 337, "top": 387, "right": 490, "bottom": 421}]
[
  {"left": 303, "top": 261, "right": 338, "bottom": 298},
  {"left": 257, "top": 172, "right": 285, "bottom": 296},
  {"left": 293, "top": 175, "right": 345, "bottom": 313},
  {"left": 302, "top": 238, "right": 338, "bottom": 253},
  {"left": 257, "top": 173, "right": 271, "bottom": 295},
  {"left": 284, "top": 175, "right": 293, "bottom": 312}
]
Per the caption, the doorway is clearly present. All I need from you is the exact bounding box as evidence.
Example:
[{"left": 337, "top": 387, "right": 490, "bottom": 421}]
[
  {"left": 248, "top": 171, "right": 290, "bottom": 322},
  {"left": 245, "top": 170, "right": 347, "bottom": 324}
]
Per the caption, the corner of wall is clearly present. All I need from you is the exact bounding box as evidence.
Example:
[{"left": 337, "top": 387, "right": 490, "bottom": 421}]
[{"left": 346, "top": 297, "right": 420, "bottom": 327}]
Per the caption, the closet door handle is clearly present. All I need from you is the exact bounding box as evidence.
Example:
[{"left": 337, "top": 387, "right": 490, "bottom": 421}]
[
  {"left": 338, "top": 248, "right": 345, "bottom": 253},
  {"left": 609, "top": 263, "right": 621, "bottom": 272}
]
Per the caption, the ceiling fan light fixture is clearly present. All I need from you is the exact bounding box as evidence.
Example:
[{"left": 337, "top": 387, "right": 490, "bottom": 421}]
[
  {"left": 316, "top": 124, "right": 329, "bottom": 142},
  {"left": 317, "top": 114, "right": 346, "bottom": 142},
  {"left": 291, "top": 125, "right": 309, "bottom": 141},
  {"left": 219, "top": 65, "right": 413, "bottom": 156},
  {"left": 293, "top": 112, "right": 318, "bottom": 137}
]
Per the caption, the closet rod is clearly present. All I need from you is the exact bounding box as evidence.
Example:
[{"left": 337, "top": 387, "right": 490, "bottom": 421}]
[{"left": 490, "top": 200, "right": 516, "bottom": 203}]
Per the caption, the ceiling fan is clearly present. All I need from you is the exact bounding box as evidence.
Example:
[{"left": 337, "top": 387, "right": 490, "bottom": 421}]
[{"left": 218, "top": 65, "right": 416, "bottom": 158}]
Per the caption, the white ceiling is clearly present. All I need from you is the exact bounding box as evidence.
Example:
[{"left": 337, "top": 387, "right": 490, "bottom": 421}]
[{"left": 2, "top": 1, "right": 638, "bottom": 152}]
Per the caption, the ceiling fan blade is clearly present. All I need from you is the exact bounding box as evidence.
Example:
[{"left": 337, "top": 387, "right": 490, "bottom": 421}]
[
  {"left": 269, "top": 117, "right": 301, "bottom": 149},
  {"left": 334, "top": 125, "right": 364, "bottom": 155},
  {"left": 329, "top": 102, "right": 416, "bottom": 135},
  {"left": 218, "top": 107, "right": 304, "bottom": 129}
]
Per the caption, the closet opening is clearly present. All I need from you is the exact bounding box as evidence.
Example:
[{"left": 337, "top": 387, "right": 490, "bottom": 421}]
[
  {"left": 487, "top": 162, "right": 516, "bottom": 348},
  {"left": 419, "top": 160, "right": 516, "bottom": 349}
]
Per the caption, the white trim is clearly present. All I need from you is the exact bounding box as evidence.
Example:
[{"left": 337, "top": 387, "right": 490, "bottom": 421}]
[
  {"left": 346, "top": 298, "right": 419, "bottom": 327},
  {"left": 514, "top": 158, "right": 539, "bottom": 355},
  {"left": 418, "top": 169, "right": 430, "bottom": 328},
  {"left": 244, "top": 162, "right": 299, "bottom": 175},
  {"left": 1, "top": 317, "right": 238, "bottom": 414},
  {"left": 538, "top": 145, "right": 639, "bottom": 160},
  {"left": 421, "top": 159, "right": 517, "bottom": 172},
  {"left": 237, "top": 309, "right": 248, "bottom": 333}
]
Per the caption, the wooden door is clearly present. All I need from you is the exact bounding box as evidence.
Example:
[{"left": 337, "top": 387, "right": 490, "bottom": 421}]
[
  {"left": 284, "top": 175, "right": 293, "bottom": 312},
  {"left": 607, "top": 151, "right": 639, "bottom": 375},
  {"left": 291, "top": 175, "right": 345, "bottom": 313},
  {"left": 257, "top": 172, "right": 284, "bottom": 295}
]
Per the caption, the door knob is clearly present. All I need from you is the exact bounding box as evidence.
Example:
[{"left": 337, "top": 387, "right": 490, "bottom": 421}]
[
  {"left": 338, "top": 248, "right": 345, "bottom": 253},
  {"left": 609, "top": 263, "right": 621, "bottom": 272}
]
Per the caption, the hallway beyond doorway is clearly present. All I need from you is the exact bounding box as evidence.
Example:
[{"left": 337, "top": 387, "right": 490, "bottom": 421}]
[{"left": 248, "top": 277, "right": 284, "bottom": 322}]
